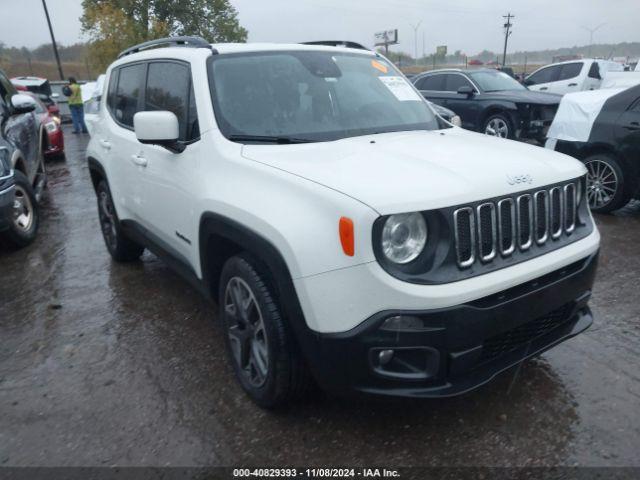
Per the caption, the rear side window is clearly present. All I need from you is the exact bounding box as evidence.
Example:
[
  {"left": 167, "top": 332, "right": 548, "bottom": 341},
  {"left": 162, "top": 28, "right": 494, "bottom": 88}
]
[
  {"left": 144, "top": 62, "right": 198, "bottom": 141},
  {"left": 106, "top": 69, "right": 119, "bottom": 113},
  {"left": 416, "top": 74, "right": 445, "bottom": 91},
  {"left": 113, "top": 63, "right": 145, "bottom": 127},
  {"left": 588, "top": 62, "right": 601, "bottom": 79},
  {"left": 445, "top": 74, "right": 474, "bottom": 92},
  {"left": 558, "top": 63, "right": 583, "bottom": 81}
]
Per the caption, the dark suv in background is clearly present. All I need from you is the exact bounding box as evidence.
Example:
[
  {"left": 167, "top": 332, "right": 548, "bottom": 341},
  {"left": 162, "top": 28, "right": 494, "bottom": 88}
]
[
  {"left": 412, "top": 68, "right": 561, "bottom": 142},
  {"left": 0, "top": 69, "right": 44, "bottom": 247}
]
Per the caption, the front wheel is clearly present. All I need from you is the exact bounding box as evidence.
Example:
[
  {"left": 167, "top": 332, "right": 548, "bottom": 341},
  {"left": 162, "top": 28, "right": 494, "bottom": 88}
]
[
  {"left": 482, "top": 113, "right": 514, "bottom": 139},
  {"left": 584, "top": 154, "right": 631, "bottom": 213},
  {"left": 1, "top": 170, "right": 39, "bottom": 248},
  {"left": 219, "top": 255, "right": 312, "bottom": 408}
]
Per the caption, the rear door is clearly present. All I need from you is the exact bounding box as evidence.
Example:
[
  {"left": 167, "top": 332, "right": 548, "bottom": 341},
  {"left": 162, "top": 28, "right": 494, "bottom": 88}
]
[
  {"left": 553, "top": 62, "right": 586, "bottom": 94},
  {"left": 103, "top": 62, "right": 147, "bottom": 223},
  {"left": 414, "top": 73, "right": 448, "bottom": 107},
  {"left": 136, "top": 60, "right": 201, "bottom": 267}
]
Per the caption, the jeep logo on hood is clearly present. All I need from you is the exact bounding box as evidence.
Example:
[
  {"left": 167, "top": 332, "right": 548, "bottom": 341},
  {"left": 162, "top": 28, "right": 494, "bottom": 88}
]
[{"left": 507, "top": 174, "right": 533, "bottom": 185}]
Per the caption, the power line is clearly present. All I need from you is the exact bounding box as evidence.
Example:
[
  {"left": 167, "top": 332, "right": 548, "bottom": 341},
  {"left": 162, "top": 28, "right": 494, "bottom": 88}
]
[{"left": 502, "top": 12, "right": 514, "bottom": 67}]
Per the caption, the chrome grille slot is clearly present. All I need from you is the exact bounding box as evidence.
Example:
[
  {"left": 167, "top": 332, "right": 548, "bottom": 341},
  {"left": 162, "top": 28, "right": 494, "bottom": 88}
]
[
  {"left": 549, "top": 187, "right": 563, "bottom": 239},
  {"left": 564, "top": 183, "right": 576, "bottom": 233},
  {"left": 517, "top": 194, "right": 533, "bottom": 250},
  {"left": 497, "top": 198, "right": 515, "bottom": 256},
  {"left": 450, "top": 179, "right": 584, "bottom": 270},
  {"left": 453, "top": 207, "right": 475, "bottom": 268},
  {"left": 534, "top": 190, "right": 549, "bottom": 244},
  {"left": 477, "top": 203, "right": 497, "bottom": 262}
]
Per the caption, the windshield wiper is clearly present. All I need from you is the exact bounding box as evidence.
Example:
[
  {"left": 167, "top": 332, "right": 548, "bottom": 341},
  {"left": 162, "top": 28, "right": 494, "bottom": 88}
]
[{"left": 228, "top": 134, "right": 313, "bottom": 144}]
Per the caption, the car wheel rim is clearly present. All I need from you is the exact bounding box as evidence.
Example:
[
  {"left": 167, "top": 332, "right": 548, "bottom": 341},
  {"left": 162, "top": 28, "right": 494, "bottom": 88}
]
[
  {"left": 224, "top": 276, "right": 269, "bottom": 388},
  {"left": 585, "top": 159, "right": 618, "bottom": 209},
  {"left": 485, "top": 118, "right": 509, "bottom": 138},
  {"left": 12, "top": 185, "right": 33, "bottom": 232},
  {"left": 99, "top": 190, "right": 118, "bottom": 248}
]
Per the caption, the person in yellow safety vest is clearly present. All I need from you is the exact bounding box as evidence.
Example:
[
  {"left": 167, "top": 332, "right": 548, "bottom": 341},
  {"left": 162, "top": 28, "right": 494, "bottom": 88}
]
[{"left": 67, "top": 77, "right": 88, "bottom": 134}]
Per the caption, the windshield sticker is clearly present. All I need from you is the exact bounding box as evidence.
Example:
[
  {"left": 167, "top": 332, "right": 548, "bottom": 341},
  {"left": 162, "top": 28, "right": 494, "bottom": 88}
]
[
  {"left": 378, "top": 76, "right": 422, "bottom": 101},
  {"left": 371, "top": 60, "right": 388, "bottom": 74}
]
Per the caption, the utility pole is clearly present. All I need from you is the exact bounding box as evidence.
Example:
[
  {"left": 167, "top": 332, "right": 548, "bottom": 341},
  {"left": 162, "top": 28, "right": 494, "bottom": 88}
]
[
  {"left": 410, "top": 21, "right": 422, "bottom": 66},
  {"left": 582, "top": 23, "right": 606, "bottom": 57},
  {"left": 41, "top": 0, "right": 65, "bottom": 80},
  {"left": 502, "top": 12, "right": 514, "bottom": 67}
]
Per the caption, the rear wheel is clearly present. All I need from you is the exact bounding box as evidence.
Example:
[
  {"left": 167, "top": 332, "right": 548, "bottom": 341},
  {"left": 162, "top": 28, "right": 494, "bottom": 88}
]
[
  {"left": 96, "top": 180, "right": 144, "bottom": 261},
  {"left": 219, "top": 254, "right": 313, "bottom": 408},
  {"left": 1, "top": 170, "right": 39, "bottom": 248},
  {"left": 584, "top": 154, "right": 632, "bottom": 213}
]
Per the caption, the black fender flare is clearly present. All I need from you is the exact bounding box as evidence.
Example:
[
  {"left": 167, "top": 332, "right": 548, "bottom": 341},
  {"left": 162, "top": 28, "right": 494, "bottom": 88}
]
[
  {"left": 198, "top": 212, "right": 324, "bottom": 372},
  {"left": 87, "top": 156, "right": 108, "bottom": 192}
]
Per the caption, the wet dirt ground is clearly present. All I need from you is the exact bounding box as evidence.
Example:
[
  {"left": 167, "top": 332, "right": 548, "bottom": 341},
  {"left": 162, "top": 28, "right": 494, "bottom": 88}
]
[{"left": 1, "top": 128, "right": 639, "bottom": 467}]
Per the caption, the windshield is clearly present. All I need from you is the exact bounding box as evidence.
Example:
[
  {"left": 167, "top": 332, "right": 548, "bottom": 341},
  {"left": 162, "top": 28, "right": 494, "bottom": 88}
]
[
  {"left": 468, "top": 70, "right": 526, "bottom": 92},
  {"left": 208, "top": 51, "right": 441, "bottom": 143}
]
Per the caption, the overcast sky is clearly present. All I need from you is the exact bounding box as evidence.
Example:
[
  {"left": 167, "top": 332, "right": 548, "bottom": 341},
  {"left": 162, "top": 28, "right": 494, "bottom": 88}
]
[{"left": 1, "top": 0, "right": 638, "bottom": 56}]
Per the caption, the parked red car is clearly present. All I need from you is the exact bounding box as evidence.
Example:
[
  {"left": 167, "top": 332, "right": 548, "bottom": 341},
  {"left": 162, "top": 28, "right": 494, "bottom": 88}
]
[
  {"left": 26, "top": 93, "right": 65, "bottom": 160},
  {"left": 11, "top": 76, "right": 62, "bottom": 124}
]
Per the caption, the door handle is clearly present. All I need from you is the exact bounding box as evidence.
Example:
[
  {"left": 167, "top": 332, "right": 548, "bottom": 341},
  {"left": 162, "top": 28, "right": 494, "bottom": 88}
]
[
  {"left": 130, "top": 154, "right": 148, "bottom": 167},
  {"left": 539, "top": 87, "right": 548, "bottom": 91},
  {"left": 99, "top": 139, "right": 111, "bottom": 150},
  {"left": 568, "top": 83, "right": 578, "bottom": 86},
  {"left": 624, "top": 121, "right": 640, "bottom": 131}
]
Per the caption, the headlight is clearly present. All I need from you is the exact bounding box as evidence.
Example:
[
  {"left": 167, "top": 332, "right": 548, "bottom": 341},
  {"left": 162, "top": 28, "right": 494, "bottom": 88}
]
[
  {"left": 451, "top": 115, "right": 462, "bottom": 127},
  {"left": 45, "top": 121, "right": 58, "bottom": 133},
  {"left": 381, "top": 212, "right": 427, "bottom": 264}
]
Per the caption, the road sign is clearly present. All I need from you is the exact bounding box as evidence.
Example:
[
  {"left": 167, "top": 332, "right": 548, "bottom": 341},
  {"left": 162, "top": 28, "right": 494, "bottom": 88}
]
[{"left": 436, "top": 45, "right": 447, "bottom": 57}]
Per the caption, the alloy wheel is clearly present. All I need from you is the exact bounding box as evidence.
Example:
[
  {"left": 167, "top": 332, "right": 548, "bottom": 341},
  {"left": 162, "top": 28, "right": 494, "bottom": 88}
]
[
  {"left": 485, "top": 118, "right": 509, "bottom": 138},
  {"left": 99, "top": 190, "right": 118, "bottom": 249},
  {"left": 224, "top": 276, "right": 270, "bottom": 388},
  {"left": 585, "top": 159, "right": 618, "bottom": 210},
  {"left": 12, "top": 185, "right": 34, "bottom": 233}
]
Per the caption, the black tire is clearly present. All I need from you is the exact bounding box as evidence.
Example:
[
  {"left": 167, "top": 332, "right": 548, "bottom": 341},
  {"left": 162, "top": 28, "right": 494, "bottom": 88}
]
[
  {"left": 96, "top": 179, "right": 144, "bottom": 261},
  {"left": 219, "top": 254, "right": 313, "bottom": 408},
  {"left": 583, "top": 153, "right": 632, "bottom": 213},
  {"left": 482, "top": 113, "right": 514, "bottom": 139},
  {"left": 1, "top": 170, "right": 39, "bottom": 248}
]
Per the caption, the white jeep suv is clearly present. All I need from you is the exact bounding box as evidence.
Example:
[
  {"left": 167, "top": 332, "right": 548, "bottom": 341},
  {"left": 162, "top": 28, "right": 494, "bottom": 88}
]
[{"left": 87, "top": 37, "right": 600, "bottom": 407}]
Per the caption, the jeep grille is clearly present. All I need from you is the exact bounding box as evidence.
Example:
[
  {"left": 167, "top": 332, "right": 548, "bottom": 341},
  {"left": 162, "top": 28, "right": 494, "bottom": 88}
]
[{"left": 453, "top": 180, "right": 579, "bottom": 268}]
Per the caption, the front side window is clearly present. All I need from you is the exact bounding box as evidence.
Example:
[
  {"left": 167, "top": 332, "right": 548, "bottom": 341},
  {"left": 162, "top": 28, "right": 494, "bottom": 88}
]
[
  {"left": 145, "top": 62, "right": 198, "bottom": 141},
  {"left": 208, "top": 51, "right": 440, "bottom": 143},
  {"left": 468, "top": 70, "right": 526, "bottom": 92},
  {"left": 558, "top": 63, "right": 583, "bottom": 81},
  {"left": 113, "top": 63, "right": 145, "bottom": 127},
  {"left": 526, "top": 66, "right": 560, "bottom": 85}
]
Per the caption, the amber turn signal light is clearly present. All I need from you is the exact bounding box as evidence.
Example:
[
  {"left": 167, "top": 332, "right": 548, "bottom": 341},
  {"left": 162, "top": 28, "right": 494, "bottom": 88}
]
[{"left": 339, "top": 217, "right": 355, "bottom": 256}]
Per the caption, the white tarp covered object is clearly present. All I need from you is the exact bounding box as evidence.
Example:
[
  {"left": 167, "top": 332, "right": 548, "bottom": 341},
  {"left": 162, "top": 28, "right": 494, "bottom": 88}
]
[
  {"left": 601, "top": 72, "right": 640, "bottom": 89},
  {"left": 546, "top": 88, "right": 627, "bottom": 143}
]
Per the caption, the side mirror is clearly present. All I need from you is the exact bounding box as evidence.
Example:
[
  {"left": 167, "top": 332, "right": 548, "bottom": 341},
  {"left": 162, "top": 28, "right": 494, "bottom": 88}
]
[
  {"left": 51, "top": 93, "right": 60, "bottom": 99},
  {"left": 457, "top": 86, "right": 475, "bottom": 96},
  {"left": 523, "top": 78, "right": 534, "bottom": 86},
  {"left": 133, "top": 111, "right": 184, "bottom": 153},
  {"left": 10, "top": 94, "right": 36, "bottom": 115}
]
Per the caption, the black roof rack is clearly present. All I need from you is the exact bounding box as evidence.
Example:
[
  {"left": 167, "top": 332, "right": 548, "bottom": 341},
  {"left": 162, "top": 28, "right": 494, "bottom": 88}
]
[
  {"left": 118, "top": 36, "right": 215, "bottom": 59},
  {"left": 301, "top": 41, "right": 369, "bottom": 51}
]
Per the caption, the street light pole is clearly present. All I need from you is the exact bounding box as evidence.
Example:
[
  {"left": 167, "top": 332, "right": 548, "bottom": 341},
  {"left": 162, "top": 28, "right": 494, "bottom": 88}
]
[
  {"left": 41, "top": 0, "right": 65, "bottom": 80},
  {"left": 410, "top": 21, "right": 422, "bottom": 66}
]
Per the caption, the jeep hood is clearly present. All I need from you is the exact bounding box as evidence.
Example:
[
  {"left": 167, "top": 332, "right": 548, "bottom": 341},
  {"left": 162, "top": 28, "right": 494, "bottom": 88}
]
[{"left": 241, "top": 129, "right": 585, "bottom": 214}]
